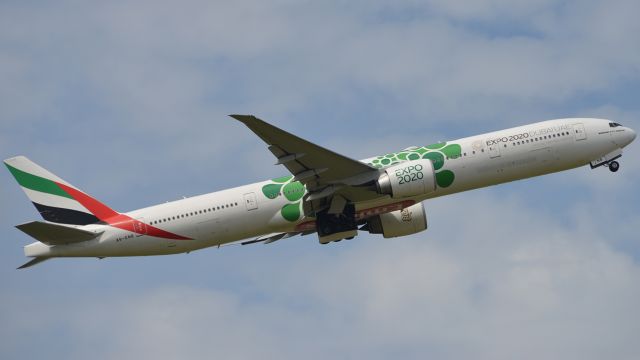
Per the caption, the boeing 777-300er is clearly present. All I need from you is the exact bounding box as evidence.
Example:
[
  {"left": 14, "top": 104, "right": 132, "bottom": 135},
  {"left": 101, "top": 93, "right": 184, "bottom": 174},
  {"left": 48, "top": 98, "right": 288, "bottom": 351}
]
[{"left": 5, "top": 116, "right": 636, "bottom": 268}]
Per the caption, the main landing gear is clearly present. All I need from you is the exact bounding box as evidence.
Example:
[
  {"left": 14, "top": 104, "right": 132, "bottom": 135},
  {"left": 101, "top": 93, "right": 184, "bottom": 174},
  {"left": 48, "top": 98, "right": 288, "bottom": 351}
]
[{"left": 608, "top": 160, "right": 620, "bottom": 172}]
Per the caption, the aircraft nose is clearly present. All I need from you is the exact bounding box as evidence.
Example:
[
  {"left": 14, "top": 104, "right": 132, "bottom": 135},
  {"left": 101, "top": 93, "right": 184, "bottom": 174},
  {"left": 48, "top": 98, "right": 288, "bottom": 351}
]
[
  {"left": 626, "top": 127, "right": 637, "bottom": 146},
  {"left": 613, "top": 126, "right": 636, "bottom": 147}
]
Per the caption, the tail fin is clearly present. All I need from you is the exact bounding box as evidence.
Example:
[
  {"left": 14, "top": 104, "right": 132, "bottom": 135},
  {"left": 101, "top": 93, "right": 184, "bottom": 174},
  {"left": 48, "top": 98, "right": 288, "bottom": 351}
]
[{"left": 4, "top": 156, "right": 120, "bottom": 225}]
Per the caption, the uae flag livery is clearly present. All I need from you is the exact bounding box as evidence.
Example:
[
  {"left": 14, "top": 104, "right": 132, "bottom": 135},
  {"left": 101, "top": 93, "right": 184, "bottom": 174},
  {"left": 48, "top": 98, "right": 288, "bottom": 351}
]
[{"left": 4, "top": 156, "right": 191, "bottom": 240}]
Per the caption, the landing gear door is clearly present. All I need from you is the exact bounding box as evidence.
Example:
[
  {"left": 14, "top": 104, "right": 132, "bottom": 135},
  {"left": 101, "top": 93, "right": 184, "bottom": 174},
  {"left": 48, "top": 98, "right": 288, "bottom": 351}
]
[
  {"left": 244, "top": 192, "right": 258, "bottom": 211},
  {"left": 573, "top": 123, "right": 587, "bottom": 141}
]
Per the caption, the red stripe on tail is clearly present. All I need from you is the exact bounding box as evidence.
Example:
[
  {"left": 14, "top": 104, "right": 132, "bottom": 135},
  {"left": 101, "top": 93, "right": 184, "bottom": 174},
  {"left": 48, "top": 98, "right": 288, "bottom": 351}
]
[{"left": 56, "top": 182, "right": 192, "bottom": 240}]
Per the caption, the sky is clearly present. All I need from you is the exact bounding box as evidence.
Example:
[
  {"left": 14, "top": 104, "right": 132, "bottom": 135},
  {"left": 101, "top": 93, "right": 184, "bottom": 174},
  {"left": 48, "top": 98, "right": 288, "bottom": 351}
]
[{"left": 1, "top": 0, "right": 639, "bottom": 359}]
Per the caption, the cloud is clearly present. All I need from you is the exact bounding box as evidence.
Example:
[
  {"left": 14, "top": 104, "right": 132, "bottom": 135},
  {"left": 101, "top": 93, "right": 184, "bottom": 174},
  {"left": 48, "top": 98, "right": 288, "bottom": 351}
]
[
  {"left": 2, "top": 192, "right": 638, "bottom": 360},
  {"left": 1, "top": 1, "right": 639, "bottom": 360},
  {"left": 3, "top": 0, "right": 640, "bottom": 147}
]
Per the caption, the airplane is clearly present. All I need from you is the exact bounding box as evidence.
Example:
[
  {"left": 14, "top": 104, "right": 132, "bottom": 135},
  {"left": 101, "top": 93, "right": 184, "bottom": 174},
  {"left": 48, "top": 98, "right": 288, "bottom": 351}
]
[{"left": 4, "top": 116, "right": 636, "bottom": 269}]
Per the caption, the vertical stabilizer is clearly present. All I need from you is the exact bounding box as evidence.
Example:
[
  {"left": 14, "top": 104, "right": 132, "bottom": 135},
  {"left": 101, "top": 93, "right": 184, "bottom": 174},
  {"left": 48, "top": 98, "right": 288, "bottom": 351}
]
[{"left": 4, "top": 156, "right": 118, "bottom": 225}]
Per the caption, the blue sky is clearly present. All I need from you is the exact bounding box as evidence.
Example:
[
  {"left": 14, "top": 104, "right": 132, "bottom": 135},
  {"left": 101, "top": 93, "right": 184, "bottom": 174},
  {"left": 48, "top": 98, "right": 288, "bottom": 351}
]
[{"left": 1, "top": 1, "right": 639, "bottom": 359}]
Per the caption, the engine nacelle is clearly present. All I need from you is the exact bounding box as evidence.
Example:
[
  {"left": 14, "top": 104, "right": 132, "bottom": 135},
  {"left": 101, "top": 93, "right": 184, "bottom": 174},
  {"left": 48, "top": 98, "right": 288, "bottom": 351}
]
[
  {"left": 376, "top": 159, "right": 436, "bottom": 198},
  {"left": 366, "top": 203, "right": 428, "bottom": 238}
]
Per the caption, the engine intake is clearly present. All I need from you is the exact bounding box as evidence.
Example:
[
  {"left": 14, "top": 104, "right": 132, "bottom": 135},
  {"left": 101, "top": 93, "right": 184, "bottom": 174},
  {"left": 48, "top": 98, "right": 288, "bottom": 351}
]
[{"left": 376, "top": 159, "right": 436, "bottom": 198}]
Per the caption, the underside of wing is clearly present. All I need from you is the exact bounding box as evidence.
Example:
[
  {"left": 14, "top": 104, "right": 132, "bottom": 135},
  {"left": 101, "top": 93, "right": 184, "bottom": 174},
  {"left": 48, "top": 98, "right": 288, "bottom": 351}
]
[
  {"left": 17, "top": 257, "right": 50, "bottom": 269},
  {"left": 240, "top": 231, "right": 314, "bottom": 245}
]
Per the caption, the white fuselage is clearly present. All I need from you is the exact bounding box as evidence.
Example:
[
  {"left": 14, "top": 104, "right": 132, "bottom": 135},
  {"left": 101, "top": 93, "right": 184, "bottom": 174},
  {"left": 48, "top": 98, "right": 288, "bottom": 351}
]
[{"left": 25, "top": 118, "right": 635, "bottom": 258}]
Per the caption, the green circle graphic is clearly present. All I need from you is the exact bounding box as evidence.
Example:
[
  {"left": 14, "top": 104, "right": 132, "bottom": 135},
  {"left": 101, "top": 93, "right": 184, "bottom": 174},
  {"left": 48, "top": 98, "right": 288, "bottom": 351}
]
[
  {"left": 283, "top": 181, "right": 305, "bottom": 202},
  {"left": 262, "top": 183, "right": 283, "bottom": 199},
  {"left": 281, "top": 202, "right": 301, "bottom": 222},
  {"left": 422, "top": 152, "right": 445, "bottom": 170},
  {"left": 436, "top": 170, "right": 455, "bottom": 188}
]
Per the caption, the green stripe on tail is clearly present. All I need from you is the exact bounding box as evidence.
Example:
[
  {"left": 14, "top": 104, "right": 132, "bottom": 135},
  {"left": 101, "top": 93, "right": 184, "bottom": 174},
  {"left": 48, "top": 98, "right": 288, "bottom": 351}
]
[{"left": 5, "top": 164, "right": 73, "bottom": 199}]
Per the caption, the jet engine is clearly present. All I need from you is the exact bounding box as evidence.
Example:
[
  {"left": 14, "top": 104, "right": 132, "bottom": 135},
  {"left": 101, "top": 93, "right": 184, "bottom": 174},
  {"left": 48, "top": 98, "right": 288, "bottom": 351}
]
[
  {"left": 376, "top": 159, "right": 437, "bottom": 198},
  {"left": 365, "top": 203, "right": 427, "bottom": 238}
]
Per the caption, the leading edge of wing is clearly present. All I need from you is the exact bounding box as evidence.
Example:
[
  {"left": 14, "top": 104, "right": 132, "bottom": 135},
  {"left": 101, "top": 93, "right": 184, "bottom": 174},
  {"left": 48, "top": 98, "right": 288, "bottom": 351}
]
[{"left": 229, "top": 115, "right": 377, "bottom": 186}]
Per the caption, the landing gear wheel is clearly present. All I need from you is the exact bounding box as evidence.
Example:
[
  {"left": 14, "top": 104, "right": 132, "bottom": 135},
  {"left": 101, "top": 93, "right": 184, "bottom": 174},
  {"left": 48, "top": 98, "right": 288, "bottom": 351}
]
[{"left": 609, "top": 161, "right": 620, "bottom": 172}]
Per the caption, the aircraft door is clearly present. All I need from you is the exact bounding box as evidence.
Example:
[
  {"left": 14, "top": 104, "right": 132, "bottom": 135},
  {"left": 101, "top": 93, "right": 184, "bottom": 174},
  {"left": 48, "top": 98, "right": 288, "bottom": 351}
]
[
  {"left": 244, "top": 192, "right": 258, "bottom": 211},
  {"left": 573, "top": 123, "right": 587, "bottom": 141},
  {"left": 488, "top": 143, "right": 501, "bottom": 158}
]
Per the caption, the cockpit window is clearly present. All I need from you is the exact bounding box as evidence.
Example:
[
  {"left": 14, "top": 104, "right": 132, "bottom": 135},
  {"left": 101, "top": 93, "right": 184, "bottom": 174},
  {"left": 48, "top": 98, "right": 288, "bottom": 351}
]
[{"left": 609, "top": 122, "right": 623, "bottom": 128}]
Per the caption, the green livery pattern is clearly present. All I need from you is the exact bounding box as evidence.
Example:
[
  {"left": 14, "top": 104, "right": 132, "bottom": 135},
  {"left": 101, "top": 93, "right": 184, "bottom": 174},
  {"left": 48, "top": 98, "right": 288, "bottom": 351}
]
[
  {"left": 6, "top": 164, "right": 74, "bottom": 199},
  {"left": 262, "top": 142, "right": 461, "bottom": 222},
  {"left": 367, "top": 142, "right": 461, "bottom": 188},
  {"left": 262, "top": 175, "right": 306, "bottom": 222}
]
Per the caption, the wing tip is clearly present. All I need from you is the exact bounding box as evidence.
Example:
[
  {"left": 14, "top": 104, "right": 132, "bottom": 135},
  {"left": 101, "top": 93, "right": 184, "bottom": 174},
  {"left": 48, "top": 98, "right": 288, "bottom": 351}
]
[
  {"left": 17, "top": 257, "right": 50, "bottom": 269},
  {"left": 229, "top": 114, "right": 255, "bottom": 122}
]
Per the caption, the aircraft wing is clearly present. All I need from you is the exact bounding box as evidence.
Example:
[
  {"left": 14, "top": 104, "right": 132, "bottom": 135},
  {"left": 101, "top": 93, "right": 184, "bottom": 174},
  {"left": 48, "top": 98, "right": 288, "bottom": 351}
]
[
  {"left": 230, "top": 115, "right": 377, "bottom": 185},
  {"left": 231, "top": 115, "right": 383, "bottom": 210},
  {"left": 18, "top": 257, "right": 50, "bottom": 270}
]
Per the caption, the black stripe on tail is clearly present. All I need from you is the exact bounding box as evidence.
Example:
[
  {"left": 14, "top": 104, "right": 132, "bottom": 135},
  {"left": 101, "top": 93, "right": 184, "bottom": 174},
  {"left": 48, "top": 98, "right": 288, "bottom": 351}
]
[{"left": 32, "top": 202, "right": 100, "bottom": 225}]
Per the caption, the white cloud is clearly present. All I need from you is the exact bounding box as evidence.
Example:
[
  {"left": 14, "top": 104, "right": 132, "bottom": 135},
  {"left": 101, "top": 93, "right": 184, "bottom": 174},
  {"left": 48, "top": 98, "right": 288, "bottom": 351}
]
[
  {"left": 1, "top": 1, "right": 639, "bottom": 359},
  {"left": 2, "top": 191, "right": 638, "bottom": 360}
]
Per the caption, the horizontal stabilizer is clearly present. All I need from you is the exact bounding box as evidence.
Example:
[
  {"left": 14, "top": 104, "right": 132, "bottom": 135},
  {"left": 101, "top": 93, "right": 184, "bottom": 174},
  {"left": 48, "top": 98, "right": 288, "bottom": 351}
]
[
  {"left": 16, "top": 221, "right": 102, "bottom": 245},
  {"left": 17, "top": 257, "right": 50, "bottom": 269}
]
